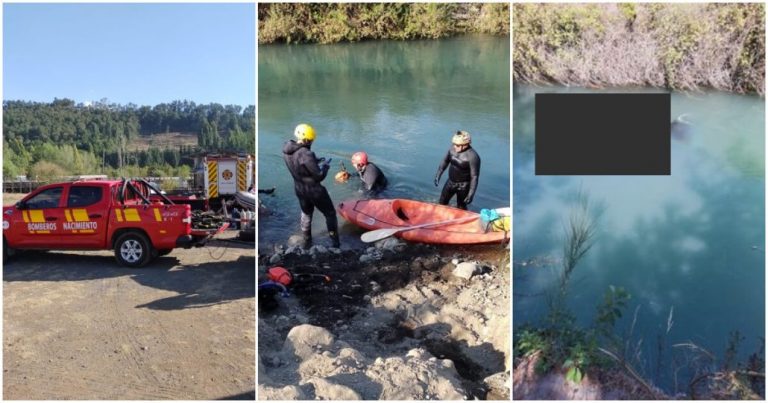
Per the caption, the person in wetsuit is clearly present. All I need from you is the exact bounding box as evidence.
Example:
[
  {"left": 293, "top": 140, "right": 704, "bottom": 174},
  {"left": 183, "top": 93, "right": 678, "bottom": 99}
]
[
  {"left": 282, "top": 123, "right": 340, "bottom": 248},
  {"left": 434, "top": 130, "right": 481, "bottom": 210},
  {"left": 351, "top": 151, "right": 388, "bottom": 194}
]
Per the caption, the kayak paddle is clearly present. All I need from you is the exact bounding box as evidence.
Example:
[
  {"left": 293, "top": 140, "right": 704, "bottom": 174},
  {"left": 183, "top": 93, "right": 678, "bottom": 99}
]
[{"left": 360, "top": 215, "right": 479, "bottom": 243}]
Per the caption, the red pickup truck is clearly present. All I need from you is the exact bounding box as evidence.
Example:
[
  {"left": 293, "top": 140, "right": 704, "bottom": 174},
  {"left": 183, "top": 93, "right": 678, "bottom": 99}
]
[{"left": 3, "top": 179, "right": 224, "bottom": 267}]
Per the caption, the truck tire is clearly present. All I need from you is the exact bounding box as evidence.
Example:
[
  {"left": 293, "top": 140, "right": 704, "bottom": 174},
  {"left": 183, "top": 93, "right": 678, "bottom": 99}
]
[
  {"left": 3, "top": 238, "right": 13, "bottom": 264},
  {"left": 114, "top": 232, "right": 153, "bottom": 268}
]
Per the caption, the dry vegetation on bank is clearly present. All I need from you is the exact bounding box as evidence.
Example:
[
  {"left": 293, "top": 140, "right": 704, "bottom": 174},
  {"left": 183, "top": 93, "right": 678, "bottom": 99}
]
[
  {"left": 513, "top": 3, "right": 765, "bottom": 94},
  {"left": 258, "top": 3, "right": 509, "bottom": 44}
]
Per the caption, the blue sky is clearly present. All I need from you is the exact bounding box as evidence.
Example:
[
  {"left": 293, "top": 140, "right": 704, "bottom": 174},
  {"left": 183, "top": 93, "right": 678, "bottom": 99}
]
[{"left": 3, "top": 3, "right": 255, "bottom": 106}]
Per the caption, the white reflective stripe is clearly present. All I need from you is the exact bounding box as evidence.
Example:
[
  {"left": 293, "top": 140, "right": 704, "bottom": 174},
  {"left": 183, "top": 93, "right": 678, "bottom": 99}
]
[{"left": 182, "top": 217, "right": 191, "bottom": 223}]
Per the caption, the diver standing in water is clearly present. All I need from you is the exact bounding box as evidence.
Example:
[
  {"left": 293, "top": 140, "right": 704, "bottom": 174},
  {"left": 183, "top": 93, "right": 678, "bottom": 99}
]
[
  {"left": 282, "top": 123, "right": 340, "bottom": 248},
  {"left": 434, "top": 130, "right": 481, "bottom": 210},
  {"left": 351, "top": 151, "right": 388, "bottom": 194}
]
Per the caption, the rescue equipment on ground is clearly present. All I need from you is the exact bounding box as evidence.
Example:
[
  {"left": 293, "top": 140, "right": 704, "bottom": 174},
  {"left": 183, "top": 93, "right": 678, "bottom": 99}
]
[
  {"left": 480, "top": 208, "right": 511, "bottom": 232},
  {"left": 268, "top": 266, "right": 293, "bottom": 286}
]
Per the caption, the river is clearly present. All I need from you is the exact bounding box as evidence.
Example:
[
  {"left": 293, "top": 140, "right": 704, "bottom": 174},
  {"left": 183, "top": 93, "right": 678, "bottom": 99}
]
[
  {"left": 258, "top": 36, "right": 510, "bottom": 249},
  {"left": 513, "top": 83, "right": 765, "bottom": 392}
]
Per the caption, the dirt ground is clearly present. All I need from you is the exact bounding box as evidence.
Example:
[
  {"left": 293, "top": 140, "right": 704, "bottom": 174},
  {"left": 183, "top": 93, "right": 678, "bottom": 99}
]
[
  {"left": 258, "top": 240, "right": 510, "bottom": 400},
  {"left": 3, "top": 230, "right": 255, "bottom": 400}
]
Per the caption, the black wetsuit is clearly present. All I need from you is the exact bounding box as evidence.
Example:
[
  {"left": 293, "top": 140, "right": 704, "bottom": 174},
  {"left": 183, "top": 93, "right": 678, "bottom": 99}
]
[
  {"left": 435, "top": 146, "right": 481, "bottom": 210},
  {"left": 358, "top": 161, "right": 388, "bottom": 193},
  {"left": 282, "top": 140, "right": 338, "bottom": 243}
]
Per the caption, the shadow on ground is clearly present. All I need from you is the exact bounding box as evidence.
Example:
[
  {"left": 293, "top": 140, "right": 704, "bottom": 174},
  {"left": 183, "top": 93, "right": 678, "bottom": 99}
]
[
  {"left": 3, "top": 251, "right": 164, "bottom": 282},
  {"left": 4, "top": 250, "right": 255, "bottom": 311},
  {"left": 133, "top": 255, "right": 255, "bottom": 310}
]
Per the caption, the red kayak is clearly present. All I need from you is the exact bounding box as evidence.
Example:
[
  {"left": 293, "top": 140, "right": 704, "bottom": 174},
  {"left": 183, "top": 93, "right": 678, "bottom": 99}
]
[{"left": 337, "top": 198, "right": 509, "bottom": 245}]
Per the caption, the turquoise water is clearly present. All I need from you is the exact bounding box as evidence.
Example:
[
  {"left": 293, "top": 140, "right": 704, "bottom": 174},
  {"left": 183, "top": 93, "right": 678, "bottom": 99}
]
[
  {"left": 513, "top": 84, "right": 765, "bottom": 392},
  {"left": 258, "top": 36, "right": 510, "bottom": 248}
]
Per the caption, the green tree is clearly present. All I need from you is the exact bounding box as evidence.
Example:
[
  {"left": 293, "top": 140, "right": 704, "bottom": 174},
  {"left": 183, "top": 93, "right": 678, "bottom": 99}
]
[{"left": 29, "top": 161, "right": 67, "bottom": 182}]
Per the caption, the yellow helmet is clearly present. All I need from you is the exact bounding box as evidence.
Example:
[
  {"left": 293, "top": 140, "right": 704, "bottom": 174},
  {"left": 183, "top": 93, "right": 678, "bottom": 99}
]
[
  {"left": 452, "top": 130, "right": 471, "bottom": 145},
  {"left": 294, "top": 124, "right": 316, "bottom": 141}
]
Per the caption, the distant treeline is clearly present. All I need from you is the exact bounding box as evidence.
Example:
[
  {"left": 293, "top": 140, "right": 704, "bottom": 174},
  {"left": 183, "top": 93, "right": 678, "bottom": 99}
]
[
  {"left": 514, "top": 3, "right": 765, "bottom": 94},
  {"left": 3, "top": 99, "right": 255, "bottom": 182},
  {"left": 258, "top": 3, "right": 509, "bottom": 44}
]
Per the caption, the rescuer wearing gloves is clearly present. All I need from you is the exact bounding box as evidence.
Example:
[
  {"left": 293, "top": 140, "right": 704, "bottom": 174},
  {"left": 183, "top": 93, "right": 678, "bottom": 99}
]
[
  {"left": 282, "top": 123, "right": 340, "bottom": 248},
  {"left": 434, "top": 130, "right": 481, "bottom": 210}
]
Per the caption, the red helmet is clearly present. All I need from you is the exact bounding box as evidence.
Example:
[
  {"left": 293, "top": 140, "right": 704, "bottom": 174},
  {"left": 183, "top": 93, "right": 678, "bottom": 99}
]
[{"left": 351, "top": 152, "right": 368, "bottom": 167}]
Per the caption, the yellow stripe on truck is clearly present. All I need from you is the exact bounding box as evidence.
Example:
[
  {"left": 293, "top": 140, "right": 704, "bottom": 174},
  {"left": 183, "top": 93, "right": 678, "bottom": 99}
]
[
  {"left": 153, "top": 208, "right": 162, "bottom": 222},
  {"left": 65, "top": 209, "right": 73, "bottom": 222},
  {"left": 208, "top": 161, "right": 218, "bottom": 182},
  {"left": 208, "top": 161, "right": 219, "bottom": 198},
  {"left": 22, "top": 211, "right": 32, "bottom": 233},
  {"left": 237, "top": 161, "right": 246, "bottom": 191},
  {"left": 115, "top": 210, "right": 124, "bottom": 222},
  {"left": 123, "top": 209, "right": 141, "bottom": 222},
  {"left": 29, "top": 210, "right": 45, "bottom": 223},
  {"left": 72, "top": 209, "right": 89, "bottom": 221}
]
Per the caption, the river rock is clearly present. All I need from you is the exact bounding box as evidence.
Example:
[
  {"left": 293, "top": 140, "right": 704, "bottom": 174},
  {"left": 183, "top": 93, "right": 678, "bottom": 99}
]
[
  {"left": 360, "top": 254, "right": 375, "bottom": 264},
  {"left": 286, "top": 235, "right": 304, "bottom": 247},
  {"left": 328, "top": 247, "right": 342, "bottom": 254},
  {"left": 453, "top": 262, "right": 478, "bottom": 280},
  {"left": 361, "top": 249, "right": 384, "bottom": 263},
  {"left": 375, "top": 237, "right": 404, "bottom": 251},
  {"left": 268, "top": 253, "right": 282, "bottom": 264},
  {"left": 369, "top": 281, "right": 382, "bottom": 294},
  {"left": 309, "top": 245, "right": 327, "bottom": 256},
  {"left": 283, "top": 324, "right": 335, "bottom": 360},
  {"left": 305, "top": 378, "right": 362, "bottom": 400},
  {"left": 284, "top": 246, "right": 303, "bottom": 256},
  {"left": 257, "top": 384, "right": 307, "bottom": 400},
  {"left": 484, "top": 371, "right": 510, "bottom": 400},
  {"left": 366, "top": 352, "right": 465, "bottom": 400}
]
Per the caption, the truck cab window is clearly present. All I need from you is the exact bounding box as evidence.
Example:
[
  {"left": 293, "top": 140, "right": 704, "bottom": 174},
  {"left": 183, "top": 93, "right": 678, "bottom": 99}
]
[
  {"left": 25, "top": 187, "right": 63, "bottom": 209},
  {"left": 68, "top": 186, "right": 103, "bottom": 207}
]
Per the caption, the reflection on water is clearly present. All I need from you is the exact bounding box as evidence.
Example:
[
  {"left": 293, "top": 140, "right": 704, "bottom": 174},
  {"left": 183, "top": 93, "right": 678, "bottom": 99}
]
[
  {"left": 258, "top": 36, "right": 510, "bottom": 248},
  {"left": 513, "top": 84, "right": 765, "bottom": 392}
]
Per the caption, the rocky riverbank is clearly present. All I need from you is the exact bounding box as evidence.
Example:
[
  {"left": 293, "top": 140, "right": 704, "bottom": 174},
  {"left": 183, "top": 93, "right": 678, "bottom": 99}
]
[{"left": 257, "top": 239, "right": 510, "bottom": 400}]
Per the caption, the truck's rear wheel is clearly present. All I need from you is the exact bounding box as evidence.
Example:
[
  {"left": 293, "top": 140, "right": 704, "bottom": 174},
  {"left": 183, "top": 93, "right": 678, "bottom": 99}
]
[{"left": 114, "top": 232, "right": 153, "bottom": 267}]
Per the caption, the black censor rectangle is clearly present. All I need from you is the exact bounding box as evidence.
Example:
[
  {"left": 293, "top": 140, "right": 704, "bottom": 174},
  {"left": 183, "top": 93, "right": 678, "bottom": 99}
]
[{"left": 535, "top": 93, "right": 670, "bottom": 175}]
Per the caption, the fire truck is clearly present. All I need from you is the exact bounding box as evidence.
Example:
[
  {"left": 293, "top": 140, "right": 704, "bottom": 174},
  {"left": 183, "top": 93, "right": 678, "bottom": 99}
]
[
  {"left": 194, "top": 153, "right": 254, "bottom": 211},
  {"left": 3, "top": 178, "right": 228, "bottom": 267}
]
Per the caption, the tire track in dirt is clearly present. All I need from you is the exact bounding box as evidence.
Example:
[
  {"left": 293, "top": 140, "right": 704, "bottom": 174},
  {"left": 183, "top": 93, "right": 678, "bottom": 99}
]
[
  {"left": 57, "top": 275, "right": 157, "bottom": 399},
  {"left": 111, "top": 275, "right": 195, "bottom": 399}
]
